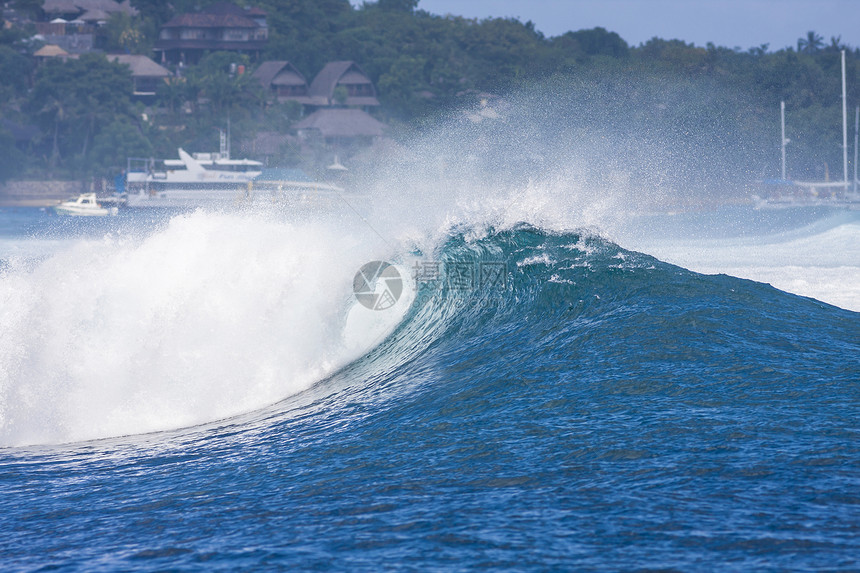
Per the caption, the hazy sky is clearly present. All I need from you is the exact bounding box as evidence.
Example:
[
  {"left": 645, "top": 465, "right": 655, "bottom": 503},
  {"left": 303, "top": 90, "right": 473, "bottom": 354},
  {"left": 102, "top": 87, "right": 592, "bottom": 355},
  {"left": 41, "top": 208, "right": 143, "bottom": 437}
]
[{"left": 406, "top": 0, "right": 860, "bottom": 52}]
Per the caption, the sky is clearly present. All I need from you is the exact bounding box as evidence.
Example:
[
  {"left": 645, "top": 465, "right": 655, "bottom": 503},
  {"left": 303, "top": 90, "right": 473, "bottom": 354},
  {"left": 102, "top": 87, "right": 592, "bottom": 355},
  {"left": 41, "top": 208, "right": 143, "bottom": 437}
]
[{"left": 402, "top": 0, "right": 860, "bottom": 52}]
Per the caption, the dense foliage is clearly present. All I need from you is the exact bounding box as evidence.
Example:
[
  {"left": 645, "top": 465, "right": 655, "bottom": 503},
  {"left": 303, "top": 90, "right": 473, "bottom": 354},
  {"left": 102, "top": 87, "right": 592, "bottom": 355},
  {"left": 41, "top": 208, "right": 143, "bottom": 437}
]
[{"left": 0, "top": 0, "right": 857, "bottom": 191}]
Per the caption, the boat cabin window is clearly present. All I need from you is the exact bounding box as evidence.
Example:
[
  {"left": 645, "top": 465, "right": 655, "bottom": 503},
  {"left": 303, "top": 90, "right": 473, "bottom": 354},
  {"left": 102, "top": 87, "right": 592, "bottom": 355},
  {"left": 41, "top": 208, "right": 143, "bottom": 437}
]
[{"left": 203, "top": 164, "right": 261, "bottom": 172}]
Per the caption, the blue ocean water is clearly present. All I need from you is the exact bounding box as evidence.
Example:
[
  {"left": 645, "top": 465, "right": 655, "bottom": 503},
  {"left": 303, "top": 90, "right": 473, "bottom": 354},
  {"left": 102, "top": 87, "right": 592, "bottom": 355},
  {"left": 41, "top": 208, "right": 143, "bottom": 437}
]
[{"left": 0, "top": 206, "right": 858, "bottom": 571}]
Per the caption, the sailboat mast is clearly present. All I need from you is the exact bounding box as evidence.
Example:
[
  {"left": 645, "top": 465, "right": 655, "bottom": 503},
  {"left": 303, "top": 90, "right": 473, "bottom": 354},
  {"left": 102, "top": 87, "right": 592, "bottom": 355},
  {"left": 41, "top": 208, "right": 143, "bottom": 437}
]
[
  {"left": 854, "top": 106, "right": 860, "bottom": 195},
  {"left": 842, "top": 50, "right": 848, "bottom": 186},
  {"left": 781, "top": 100, "right": 787, "bottom": 180}
]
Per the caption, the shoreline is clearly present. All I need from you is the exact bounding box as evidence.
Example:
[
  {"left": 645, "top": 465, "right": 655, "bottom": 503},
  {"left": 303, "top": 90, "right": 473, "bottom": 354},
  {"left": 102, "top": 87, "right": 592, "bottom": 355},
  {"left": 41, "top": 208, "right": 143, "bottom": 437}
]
[
  {"left": 0, "top": 180, "right": 88, "bottom": 208},
  {"left": 0, "top": 198, "right": 64, "bottom": 208}
]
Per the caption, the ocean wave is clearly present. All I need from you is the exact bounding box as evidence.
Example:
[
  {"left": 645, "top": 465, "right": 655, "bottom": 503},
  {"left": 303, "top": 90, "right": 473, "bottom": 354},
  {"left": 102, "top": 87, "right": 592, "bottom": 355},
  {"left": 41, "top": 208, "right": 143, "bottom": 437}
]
[{"left": 2, "top": 214, "right": 857, "bottom": 448}]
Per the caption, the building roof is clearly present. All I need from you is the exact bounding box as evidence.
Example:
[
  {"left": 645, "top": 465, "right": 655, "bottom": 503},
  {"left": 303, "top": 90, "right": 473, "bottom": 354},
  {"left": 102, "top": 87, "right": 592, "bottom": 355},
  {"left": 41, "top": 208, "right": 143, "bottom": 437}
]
[
  {"left": 308, "top": 61, "right": 377, "bottom": 105},
  {"left": 252, "top": 61, "right": 306, "bottom": 88},
  {"left": 42, "top": 0, "right": 80, "bottom": 14},
  {"left": 108, "top": 54, "right": 171, "bottom": 78},
  {"left": 163, "top": 13, "right": 259, "bottom": 28},
  {"left": 34, "top": 44, "right": 69, "bottom": 57},
  {"left": 272, "top": 74, "right": 306, "bottom": 87},
  {"left": 79, "top": 9, "right": 109, "bottom": 22},
  {"left": 293, "top": 109, "right": 385, "bottom": 138},
  {"left": 162, "top": 3, "right": 264, "bottom": 28},
  {"left": 252, "top": 61, "right": 315, "bottom": 103},
  {"left": 339, "top": 70, "right": 369, "bottom": 84},
  {"left": 43, "top": 0, "right": 137, "bottom": 16}
]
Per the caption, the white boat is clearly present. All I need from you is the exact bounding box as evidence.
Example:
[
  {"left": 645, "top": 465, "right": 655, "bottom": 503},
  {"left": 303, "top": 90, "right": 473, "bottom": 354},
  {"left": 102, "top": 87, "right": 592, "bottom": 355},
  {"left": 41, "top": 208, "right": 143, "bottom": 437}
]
[
  {"left": 125, "top": 148, "right": 352, "bottom": 209},
  {"left": 54, "top": 193, "right": 118, "bottom": 216},
  {"left": 125, "top": 148, "right": 264, "bottom": 208}
]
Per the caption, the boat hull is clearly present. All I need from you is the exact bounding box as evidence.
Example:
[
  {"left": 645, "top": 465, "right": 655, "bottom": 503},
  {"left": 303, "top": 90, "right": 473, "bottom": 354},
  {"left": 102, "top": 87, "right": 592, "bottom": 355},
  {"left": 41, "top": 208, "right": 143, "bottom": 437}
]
[
  {"left": 125, "top": 187, "right": 254, "bottom": 208},
  {"left": 53, "top": 193, "right": 118, "bottom": 216},
  {"left": 54, "top": 206, "right": 113, "bottom": 216},
  {"left": 126, "top": 181, "right": 350, "bottom": 209}
]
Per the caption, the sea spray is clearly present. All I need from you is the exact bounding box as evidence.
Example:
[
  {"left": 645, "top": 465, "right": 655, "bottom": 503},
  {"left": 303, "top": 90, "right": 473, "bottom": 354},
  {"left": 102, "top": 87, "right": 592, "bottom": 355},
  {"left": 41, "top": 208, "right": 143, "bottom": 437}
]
[{"left": 0, "top": 210, "right": 409, "bottom": 446}]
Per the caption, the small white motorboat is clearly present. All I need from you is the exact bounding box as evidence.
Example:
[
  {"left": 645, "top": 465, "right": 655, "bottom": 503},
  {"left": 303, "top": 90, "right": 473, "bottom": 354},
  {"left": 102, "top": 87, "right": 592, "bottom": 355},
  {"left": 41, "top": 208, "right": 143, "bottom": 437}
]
[{"left": 54, "top": 193, "right": 118, "bottom": 216}]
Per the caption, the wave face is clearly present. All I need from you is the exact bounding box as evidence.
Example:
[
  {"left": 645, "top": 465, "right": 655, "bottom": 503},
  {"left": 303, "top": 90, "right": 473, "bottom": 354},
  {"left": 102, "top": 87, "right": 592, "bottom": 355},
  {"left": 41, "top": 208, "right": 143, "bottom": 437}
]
[{"left": 1, "top": 219, "right": 858, "bottom": 571}]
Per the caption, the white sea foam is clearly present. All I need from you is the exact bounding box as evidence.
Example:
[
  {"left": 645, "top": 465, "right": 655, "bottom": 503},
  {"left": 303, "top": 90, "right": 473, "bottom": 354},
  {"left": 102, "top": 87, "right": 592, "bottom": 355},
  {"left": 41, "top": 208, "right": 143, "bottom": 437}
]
[
  {"left": 621, "top": 215, "right": 860, "bottom": 312},
  {"left": 0, "top": 210, "right": 406, "bottom": 446},
  {"left": 0, "top": 237, "right": 67, "bottom": 261}
]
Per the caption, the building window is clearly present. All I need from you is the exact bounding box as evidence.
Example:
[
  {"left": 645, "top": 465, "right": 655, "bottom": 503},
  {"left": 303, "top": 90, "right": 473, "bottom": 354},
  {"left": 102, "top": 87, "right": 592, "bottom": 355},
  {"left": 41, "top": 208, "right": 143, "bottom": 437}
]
[
  {"left": 222, "top": 29, "right": 248, "bottom": 41},
  {"left": 180, "top": 28, "right": 206, "bottom": 40},
  {"left": 345, "top": 83, "right": 373, "bottom": 97}
]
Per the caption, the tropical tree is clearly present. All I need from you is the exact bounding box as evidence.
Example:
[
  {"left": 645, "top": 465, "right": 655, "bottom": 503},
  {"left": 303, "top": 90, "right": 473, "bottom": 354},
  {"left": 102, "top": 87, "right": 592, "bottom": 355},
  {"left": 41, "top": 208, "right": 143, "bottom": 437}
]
[
  {"left": 9, "top": 0, "right": 42, "bottom": 19},
  {"left": 0, "top": 126, "right": 27, "bottom": 182},
  {"left": 102, "top": 12, "right": 155, "bottom": 54},
  {"left": 0, "top": 23, "right": 29, "bottom": 46},
  {"left": 26, "top": 54, "right": 139, "bottom": 175},
  {"left": 156, "top": 77, "right": 188, "bottom": 117},
  {"left": 187, "top": 52, "right": 259, "bottom": 116},
  {"left": 260, "top": 0, "right": 352, "bottom": 74},
  {"left": 0, "top": 45, "right": 30, "bottom": 102},
  {"left": 377, "top": 0, "right": 418, "bottom": 12},
  {"left": 35, "top": 95, "right": 66, "bottom": 172},
  {"left": 825, "top": 36, "right": 846, "bottom": 53},
  {"left": 798, "top": 31, "right": 823, "bottom": 54},
  {"left": 560, "top": 27, "right": 629, "bottom": 58},
  {"left": 376, "top": 54, "right": 430, "bottom": 118},
  {"left": 123, "top": 0, "right": 174, "bottom": 28},
  {"left": 89, "top": 120, "right": 152, "bottom": 175}
]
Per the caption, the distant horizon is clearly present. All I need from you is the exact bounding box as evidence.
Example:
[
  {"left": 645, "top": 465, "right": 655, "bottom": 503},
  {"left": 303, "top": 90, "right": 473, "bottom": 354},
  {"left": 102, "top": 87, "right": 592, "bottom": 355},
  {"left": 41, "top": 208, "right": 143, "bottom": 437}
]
[{"left": 352, "top": 0, "right": 860, "bottom": 53}]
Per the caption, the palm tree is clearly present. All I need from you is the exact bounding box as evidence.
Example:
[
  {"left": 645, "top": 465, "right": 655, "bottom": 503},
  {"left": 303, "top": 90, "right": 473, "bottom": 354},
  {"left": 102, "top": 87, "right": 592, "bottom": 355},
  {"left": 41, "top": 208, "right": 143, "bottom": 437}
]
[
  {"left": 826, "top": 36, "right": 845, "bottom": 53},
  {"left": 157, "top": 77, "right": 182, "bottom": 117},
  {"left": 798, "top": 31, "right": 823, "bottom": 54},
  {"left": 39, "top": 96, "right": 65, "bottom": 171}
]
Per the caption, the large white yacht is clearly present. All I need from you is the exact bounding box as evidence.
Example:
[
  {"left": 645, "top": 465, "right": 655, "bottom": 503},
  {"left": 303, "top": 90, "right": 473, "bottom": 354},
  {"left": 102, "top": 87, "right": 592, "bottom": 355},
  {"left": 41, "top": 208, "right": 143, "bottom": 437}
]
[{"left": 125, "top": 148, "right": 264, "bottom": 208}]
